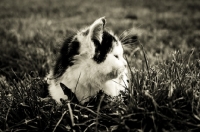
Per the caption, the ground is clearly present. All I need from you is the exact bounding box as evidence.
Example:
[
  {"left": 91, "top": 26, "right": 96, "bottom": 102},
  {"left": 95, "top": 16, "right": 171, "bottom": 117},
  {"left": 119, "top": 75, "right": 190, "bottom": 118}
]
[{"left": 0, "top": 0, "right": 200, "bottom": 131}]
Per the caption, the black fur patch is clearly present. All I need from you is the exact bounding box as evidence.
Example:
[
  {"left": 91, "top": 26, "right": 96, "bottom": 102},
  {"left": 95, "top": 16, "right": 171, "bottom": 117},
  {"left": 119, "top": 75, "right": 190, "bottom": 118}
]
[
  {"left": 53, "top": 35, "right": 80, "bottom": 78},
  {"left": 93, "top": 31, "right": 116, "bottom": 63}
]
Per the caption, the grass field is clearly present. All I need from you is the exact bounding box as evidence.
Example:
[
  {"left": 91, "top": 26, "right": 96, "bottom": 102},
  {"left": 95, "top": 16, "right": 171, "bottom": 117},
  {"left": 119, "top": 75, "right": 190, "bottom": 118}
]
[{"left": 0, "top": 0, "right": 200, "bottom": 131}]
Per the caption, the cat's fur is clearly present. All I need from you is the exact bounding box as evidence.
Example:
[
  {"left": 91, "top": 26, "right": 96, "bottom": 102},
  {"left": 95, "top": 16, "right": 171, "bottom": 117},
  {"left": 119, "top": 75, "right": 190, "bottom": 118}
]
[{"left": 46, "top": 17, "right": 135, "bottom": 104}]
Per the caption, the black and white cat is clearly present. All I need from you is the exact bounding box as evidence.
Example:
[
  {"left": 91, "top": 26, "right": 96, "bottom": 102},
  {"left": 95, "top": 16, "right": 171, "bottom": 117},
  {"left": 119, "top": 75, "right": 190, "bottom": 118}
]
[{"left": 46, "top": 17, "right": 136, "bottom": 104}]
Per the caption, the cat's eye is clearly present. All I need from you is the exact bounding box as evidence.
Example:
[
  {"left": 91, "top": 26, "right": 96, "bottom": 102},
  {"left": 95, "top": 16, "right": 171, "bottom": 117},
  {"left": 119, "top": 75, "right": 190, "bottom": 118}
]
[{"left": 114, "top": 55, "right": 119, "bottom": 59}]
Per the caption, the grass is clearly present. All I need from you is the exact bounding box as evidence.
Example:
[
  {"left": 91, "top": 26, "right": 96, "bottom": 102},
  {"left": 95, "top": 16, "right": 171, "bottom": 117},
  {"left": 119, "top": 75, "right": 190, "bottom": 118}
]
[{"left": 0, "top": 0, "right": 200, "bottom": 131}]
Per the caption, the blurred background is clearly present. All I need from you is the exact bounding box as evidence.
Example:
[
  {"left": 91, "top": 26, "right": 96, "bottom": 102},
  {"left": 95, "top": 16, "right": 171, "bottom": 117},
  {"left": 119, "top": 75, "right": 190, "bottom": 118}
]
[{"left": 0, "top": 0, "right": 200, "bottom": 79}]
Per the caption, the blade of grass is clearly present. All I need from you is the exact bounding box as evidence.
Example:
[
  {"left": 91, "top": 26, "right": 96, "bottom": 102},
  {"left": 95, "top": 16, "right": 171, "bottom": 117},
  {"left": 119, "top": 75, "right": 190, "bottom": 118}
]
[
  {"left": 52, "top": 111, "right": 67, "bottom": 132},
  {"left": 140, "top": 44, "right": 150, "bottom": 80}
]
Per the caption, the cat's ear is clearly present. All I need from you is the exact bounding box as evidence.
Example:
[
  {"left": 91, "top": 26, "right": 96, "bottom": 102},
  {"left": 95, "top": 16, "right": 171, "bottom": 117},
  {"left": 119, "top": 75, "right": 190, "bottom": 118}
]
[
  {"left": 88, "top": 17, "right": 106, "bottom": 44},
  {"left": 119, "top": 28, "right": 138, "bottom": 45},
  {"left": 119, "top": 28, "right": 140, "bottom": 55}
]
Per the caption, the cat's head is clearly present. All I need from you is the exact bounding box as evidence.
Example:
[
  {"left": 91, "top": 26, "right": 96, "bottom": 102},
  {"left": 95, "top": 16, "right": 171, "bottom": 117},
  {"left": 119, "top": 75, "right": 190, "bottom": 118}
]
[
  {"left": 54, "top": 17, "right": 137, "bottom": 83},
  {"left": 76, "top": 17, "right": 128, "bottom": 80}
]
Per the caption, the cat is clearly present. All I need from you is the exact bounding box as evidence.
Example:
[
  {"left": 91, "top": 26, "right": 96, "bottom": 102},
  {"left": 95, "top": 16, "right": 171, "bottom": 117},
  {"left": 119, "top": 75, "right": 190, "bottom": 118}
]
[{"left": 46, "top": 17, "right": 137, "bottom": 104}]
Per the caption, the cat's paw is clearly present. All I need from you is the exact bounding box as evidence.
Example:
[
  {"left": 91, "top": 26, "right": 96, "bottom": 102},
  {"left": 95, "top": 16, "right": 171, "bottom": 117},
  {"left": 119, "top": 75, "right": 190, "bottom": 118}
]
[
  {"left": 58, "top": 95, "right": 68, "bottom": 104},
  {"left": 52, "top": 94, "right": 68, "bottom": 104}
]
